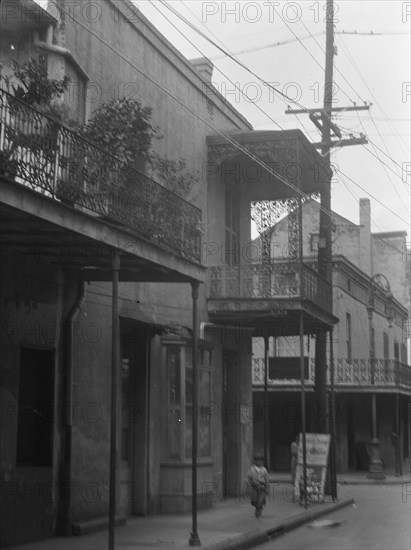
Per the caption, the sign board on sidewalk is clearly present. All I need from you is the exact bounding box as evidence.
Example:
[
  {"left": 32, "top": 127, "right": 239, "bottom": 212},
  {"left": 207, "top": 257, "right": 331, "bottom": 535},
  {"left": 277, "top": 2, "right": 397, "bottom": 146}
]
[{"left": 294, "top": 433, "right": 330, "bottom": 503}]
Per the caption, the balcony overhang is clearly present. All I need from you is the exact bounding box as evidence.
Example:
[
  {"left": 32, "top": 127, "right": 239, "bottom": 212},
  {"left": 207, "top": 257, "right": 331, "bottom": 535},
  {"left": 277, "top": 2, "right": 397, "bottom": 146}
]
[
  {"left": 0, "top": 178, "right": 205, "bottom": 284},
  {"left": 207, "top": 262, "right": 338, "bottom": 334},
  {"left": 207, "top": 299, "right": 338, "bottom": 336},
  {"left": 206, "top": 129, "right": 327, "bottom": 199}
]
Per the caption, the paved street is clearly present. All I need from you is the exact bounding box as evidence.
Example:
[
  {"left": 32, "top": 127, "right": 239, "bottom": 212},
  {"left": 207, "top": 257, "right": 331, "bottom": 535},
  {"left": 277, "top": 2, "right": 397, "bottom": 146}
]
[{"left": 256, "top": 484, "right": 411, "bottom": 549}]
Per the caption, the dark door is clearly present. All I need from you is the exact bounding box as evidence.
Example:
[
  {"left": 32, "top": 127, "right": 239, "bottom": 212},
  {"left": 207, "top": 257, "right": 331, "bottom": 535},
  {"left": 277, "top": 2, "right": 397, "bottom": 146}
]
[
  {"left": 120, "top": 321, "right": 150, "bottom": 516},
  {"left": 222, "top": 349, "right": 240, "bottom": 498}
]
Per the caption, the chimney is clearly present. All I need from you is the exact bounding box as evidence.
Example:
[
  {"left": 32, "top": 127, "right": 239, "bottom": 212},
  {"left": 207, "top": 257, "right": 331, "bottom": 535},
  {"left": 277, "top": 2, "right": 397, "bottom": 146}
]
[
  {"left": 359, "top": 198, "right": 372, "bottom": 276},
  {"left": 190, "top": 57, "right": 214, "bottom": 83}
]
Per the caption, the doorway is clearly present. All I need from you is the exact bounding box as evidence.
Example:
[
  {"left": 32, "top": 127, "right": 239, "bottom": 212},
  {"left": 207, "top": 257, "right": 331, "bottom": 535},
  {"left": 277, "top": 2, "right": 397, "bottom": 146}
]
[
  {"left": 222, "top": 349, "right": 240, "bottom": 498},
  {"left": 119, "top": 321, "right": 150, "bottom": 516}
]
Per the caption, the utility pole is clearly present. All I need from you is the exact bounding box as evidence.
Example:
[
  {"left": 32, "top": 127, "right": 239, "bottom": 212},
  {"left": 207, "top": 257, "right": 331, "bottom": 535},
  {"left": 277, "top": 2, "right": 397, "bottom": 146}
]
[
  {"left": 286, "top": 0, "right": 368, "bottom": 434},
  {"left": 315, "top": 0, "right": 335, "bottom": 434}
]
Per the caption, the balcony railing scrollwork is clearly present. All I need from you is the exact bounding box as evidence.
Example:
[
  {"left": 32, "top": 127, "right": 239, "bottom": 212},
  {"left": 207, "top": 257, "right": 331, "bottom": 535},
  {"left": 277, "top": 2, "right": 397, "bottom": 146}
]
[
  {"left": 252, "top": 357, "right": 411, "bottom": 390},
  {"left": 0, "top": 89, "right": 202, "bottom": 262},
  {"left": 209, "top": 261, "right": 332, "bottom": 313}
]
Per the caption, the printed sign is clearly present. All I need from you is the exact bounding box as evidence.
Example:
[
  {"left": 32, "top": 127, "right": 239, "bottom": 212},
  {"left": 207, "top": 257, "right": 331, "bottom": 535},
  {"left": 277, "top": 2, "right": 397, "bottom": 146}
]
[{"left": 294, "top": 433, "right": 330, "bottom": 503}]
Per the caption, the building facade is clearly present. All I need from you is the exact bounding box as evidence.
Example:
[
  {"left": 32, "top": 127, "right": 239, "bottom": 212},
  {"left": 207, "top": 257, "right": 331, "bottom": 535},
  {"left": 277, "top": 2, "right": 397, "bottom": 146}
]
[
  {"left": 252, "top": 199, "right": 411, "bottom": 473},
  {"left": 1, "top": 0, "right": 342, "bottom": 546}
]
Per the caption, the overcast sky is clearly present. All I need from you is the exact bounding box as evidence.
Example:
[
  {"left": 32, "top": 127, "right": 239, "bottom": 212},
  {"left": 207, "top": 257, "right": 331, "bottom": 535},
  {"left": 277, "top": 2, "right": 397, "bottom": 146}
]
[
  {"left": 35, "top": 1, "right": 410, "bottom": 236},
  {"left": 132, "top": 0, "right": 410, "bottom": 236}
]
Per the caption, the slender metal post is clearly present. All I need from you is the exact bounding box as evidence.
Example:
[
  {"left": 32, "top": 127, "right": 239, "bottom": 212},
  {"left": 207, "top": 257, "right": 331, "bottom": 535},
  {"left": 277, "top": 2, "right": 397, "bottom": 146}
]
[
  {"left": 299, "top": 311, "right": 308, "bottom": 508},
  {"left": 329, "top": 329, "right": 338, "bottom": 501},
  {"left": 189, "top": 281, "right": 201, "bottom": 547},
  {"left": 367, "top": 297, "right": 385, "bottom": 479},
  {"left": 263, "top": 335, "right": 269, "bottom": 468},
  {"left": 409, "top": 403, "right": 411, "bottom": 478},
  {"left": 395, "top": 393, "right": 402, "bottom": 476},
  {"left": 109, "top": 249, "right": 120, "bottom": 550}
]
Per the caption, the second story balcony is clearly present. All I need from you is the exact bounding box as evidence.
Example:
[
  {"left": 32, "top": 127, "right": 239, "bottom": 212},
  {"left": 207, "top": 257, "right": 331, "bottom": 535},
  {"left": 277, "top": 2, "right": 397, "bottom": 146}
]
[
  {"left": 252, "top": 357, "right": 411, "bottom": 394},
  {"left": 208, "top": 261, "right": 333, "bottom": 327},
  {"left": 0, "top": 89, "right": 202, "bottom": 265}
]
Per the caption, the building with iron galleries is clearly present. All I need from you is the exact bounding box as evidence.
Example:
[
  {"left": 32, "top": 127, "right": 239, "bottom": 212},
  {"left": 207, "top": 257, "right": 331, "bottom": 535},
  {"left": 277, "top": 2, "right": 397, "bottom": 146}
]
[
  {"left": 1, "top": 0, "right": 336, "bottom": 546},
  {"left": 252, "top": 198, "right": 410, "bottom": 474}
]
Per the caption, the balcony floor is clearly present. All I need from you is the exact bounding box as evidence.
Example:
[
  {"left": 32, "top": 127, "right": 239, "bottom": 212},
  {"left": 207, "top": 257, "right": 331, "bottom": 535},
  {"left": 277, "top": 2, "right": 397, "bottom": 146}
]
[
  {"left": 207, "top": 297, "right": 338, "bottom": 336},
  {"left": 0, "top": 178, "right": 205, "bottom": 283}
]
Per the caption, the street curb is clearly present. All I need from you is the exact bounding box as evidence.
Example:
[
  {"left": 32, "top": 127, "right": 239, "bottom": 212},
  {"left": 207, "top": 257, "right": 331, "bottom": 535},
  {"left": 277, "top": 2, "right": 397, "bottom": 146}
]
[
  {"left": 270, "top": 478, "right": 410, "bottom": 486},
  {"left": 339, "top": 479, "right": 411, "bottom": 485},
  {"left": 202, "top": 497, "right": 355, "bottom": 550}
]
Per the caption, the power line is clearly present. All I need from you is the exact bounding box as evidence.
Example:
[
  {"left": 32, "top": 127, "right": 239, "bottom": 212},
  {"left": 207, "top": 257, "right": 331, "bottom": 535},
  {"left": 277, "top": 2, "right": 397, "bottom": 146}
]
[
  {"left": 52, "top": 1, "right": 408, "bottom": 244},
  {"left": 157, "top": 0, "right": 314, "bottom": 115},
  {"left": 353, "top": 111, "right": 409, "bottom": 211},
  {"left": 295, "top": 12, "right": 364, "bottom": 106},
  {"left": 209, "top": 31, "right": 409, "bottom": 60},
  {"left": 151, "top": 1, "right": 284, "bottom": 130},
  {"left": 335, "top": 167, "right": 409, "bottom": 226},
  {"left": 334, "top": 27, "right": 410, "bottom": 157}
]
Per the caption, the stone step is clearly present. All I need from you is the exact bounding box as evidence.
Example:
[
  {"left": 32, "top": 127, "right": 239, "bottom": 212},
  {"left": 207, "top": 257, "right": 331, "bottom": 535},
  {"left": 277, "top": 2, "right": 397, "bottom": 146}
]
[{"left": 72, "top": 515, "right": 127, "bottom": 536}]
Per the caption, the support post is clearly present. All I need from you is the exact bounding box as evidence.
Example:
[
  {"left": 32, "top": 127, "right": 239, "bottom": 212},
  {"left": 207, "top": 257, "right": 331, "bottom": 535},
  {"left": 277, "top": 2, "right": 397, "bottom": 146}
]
[
  {"left": 315, "top": 0, "right": 334, "bottom": 435},
  {"left": 367, "top": 304, "right": 385, "bottom": 480},
  {"left": 109, "top": 249, "right": 120, "bottom": 550},
  {"left": 394, "top": 393, "right": 402, "bottom": 476},
  {"left": 299, "top": 311, "right": 308, "bottom": 509},
  {"left": 409, "top": 403, "right": 411, "bottom": 477},
  {"left": 329, "top": 329, "right": 338, "bottom": 501},
  {"left": 189, "top": 281, "right": 201, "bottom": 547},
  {"left": 264, "top": 335, "right": 269, "bottom": 469}
]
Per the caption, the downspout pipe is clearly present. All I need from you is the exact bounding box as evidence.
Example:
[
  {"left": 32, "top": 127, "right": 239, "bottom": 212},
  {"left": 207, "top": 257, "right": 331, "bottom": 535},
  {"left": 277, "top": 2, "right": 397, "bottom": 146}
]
[
  {"left": 63, "top": 279, "right": 86, "bottom": 536},
  {"left": 33, "top": 34, "right": 90, "bottom": 83}
]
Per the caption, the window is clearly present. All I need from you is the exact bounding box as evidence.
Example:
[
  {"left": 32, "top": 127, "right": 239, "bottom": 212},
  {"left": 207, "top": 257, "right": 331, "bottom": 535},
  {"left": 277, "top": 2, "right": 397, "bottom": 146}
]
[
  {"left": 383, "top": 332, "right": 389, "bottom": 361},
  {"left": 346, "top": 313, "right": 352, "bottom": 364},
  {"left": 17, "top": 348, "right": 54, "bottom": 467},
  {"left": 394, "top": 341, "right": 400, "bottom": 362},
  {"left": 165, "top": 347, "right": 181, "bottom": 459},
  {"left": 401, "top": 343, "right": 407, "bottom": 363},
  {"left": 164, "top": 344, "right": 212, "bottom": 461},
  {"left": 310, "top": 232, "right": 320, "bottom": 253}
]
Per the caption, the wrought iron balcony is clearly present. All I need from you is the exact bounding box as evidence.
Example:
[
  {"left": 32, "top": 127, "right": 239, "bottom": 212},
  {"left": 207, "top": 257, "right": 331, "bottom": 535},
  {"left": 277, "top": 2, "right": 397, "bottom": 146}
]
[
  {"left": 209, "top": 261, "right": 332, "bottom": 313},
  {"left": 252, "top": 357, "right": 411, "bottom": 391},
  {"left": 0, "top": 89, "right": 202, "bottom": 262},
  {"left": 333, "top": 359, "right": 411, "bottom": 389}
]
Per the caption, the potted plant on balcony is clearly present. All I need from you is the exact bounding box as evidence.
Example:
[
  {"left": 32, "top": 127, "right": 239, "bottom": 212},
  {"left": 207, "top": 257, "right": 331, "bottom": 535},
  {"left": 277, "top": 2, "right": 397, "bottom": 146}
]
[
  {"left": 78, "top": 97, "right": 199, "bottom": 228},
  {"left": 0, "top": 149, "right": 19, "bottom": 181},
  {"left": 1, "top": 59, "right": 69, "bottom": 192}
]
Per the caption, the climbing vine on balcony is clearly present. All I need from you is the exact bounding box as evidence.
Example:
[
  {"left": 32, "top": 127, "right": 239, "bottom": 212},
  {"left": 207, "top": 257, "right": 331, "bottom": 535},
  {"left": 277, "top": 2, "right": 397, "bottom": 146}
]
[
  {"left": 80, "top": 97, "right": 199, "bottom": 201},
  {"left": 1, "top": 60, "right": 199, "bottom": 201}
]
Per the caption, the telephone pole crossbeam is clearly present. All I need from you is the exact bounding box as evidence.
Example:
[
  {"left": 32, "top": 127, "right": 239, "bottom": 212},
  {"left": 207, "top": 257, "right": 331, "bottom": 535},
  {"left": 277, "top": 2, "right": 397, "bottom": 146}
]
[
  {"left": 286, "top": 105, "right": 371, "bottom": 115},
  {"left": 313, "top": 137, "right": 368, "bottom": 149}
]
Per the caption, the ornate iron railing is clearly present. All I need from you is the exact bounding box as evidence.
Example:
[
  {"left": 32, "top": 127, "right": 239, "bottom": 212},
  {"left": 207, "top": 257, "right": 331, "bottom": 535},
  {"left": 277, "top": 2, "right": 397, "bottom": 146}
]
[
  {"left": 252, "top": 357, "right": 316, "bottom": 385},
  {"left": 333, "top": 359, "right": 411, "bottom": 388},
  {"left": 209, "top": 261, "right": 332, "bottom": 313},
  {"left": 252, "top": 357, "right": 411, "bottom": 390},
  {"left": 0, "top": 89, "right": 202, "bottom": 262}
]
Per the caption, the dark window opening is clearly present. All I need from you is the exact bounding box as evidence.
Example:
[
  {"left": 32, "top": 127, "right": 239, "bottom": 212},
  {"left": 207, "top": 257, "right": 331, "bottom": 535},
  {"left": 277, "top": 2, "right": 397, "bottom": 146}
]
[
  {"left": 346, "top": 313, "right": 352, "bottom": 364},
  {"left": 17, "top": 348, "right": 54, "bottom": 467}
]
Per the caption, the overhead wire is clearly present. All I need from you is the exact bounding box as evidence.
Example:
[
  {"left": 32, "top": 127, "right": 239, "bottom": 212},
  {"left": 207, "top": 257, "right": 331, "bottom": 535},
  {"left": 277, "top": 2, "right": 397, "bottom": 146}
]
[
  {"left": 334, "top": 25, "right": 410, "bottom": 157},
  {"left": 354, "top": 111, "right": 409, "bottom": 211},
  {"left": 151, "top": 1, "right": 284, "bottom": 130},
  {"left": 154, "top": 0, "right": 410, "bottom": 253},
  {"left": 46, "top": 1, "right": 408, "bottom": 245},
  {"left": 290, "top": 6, "right": 362, "bottom": 106}
]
